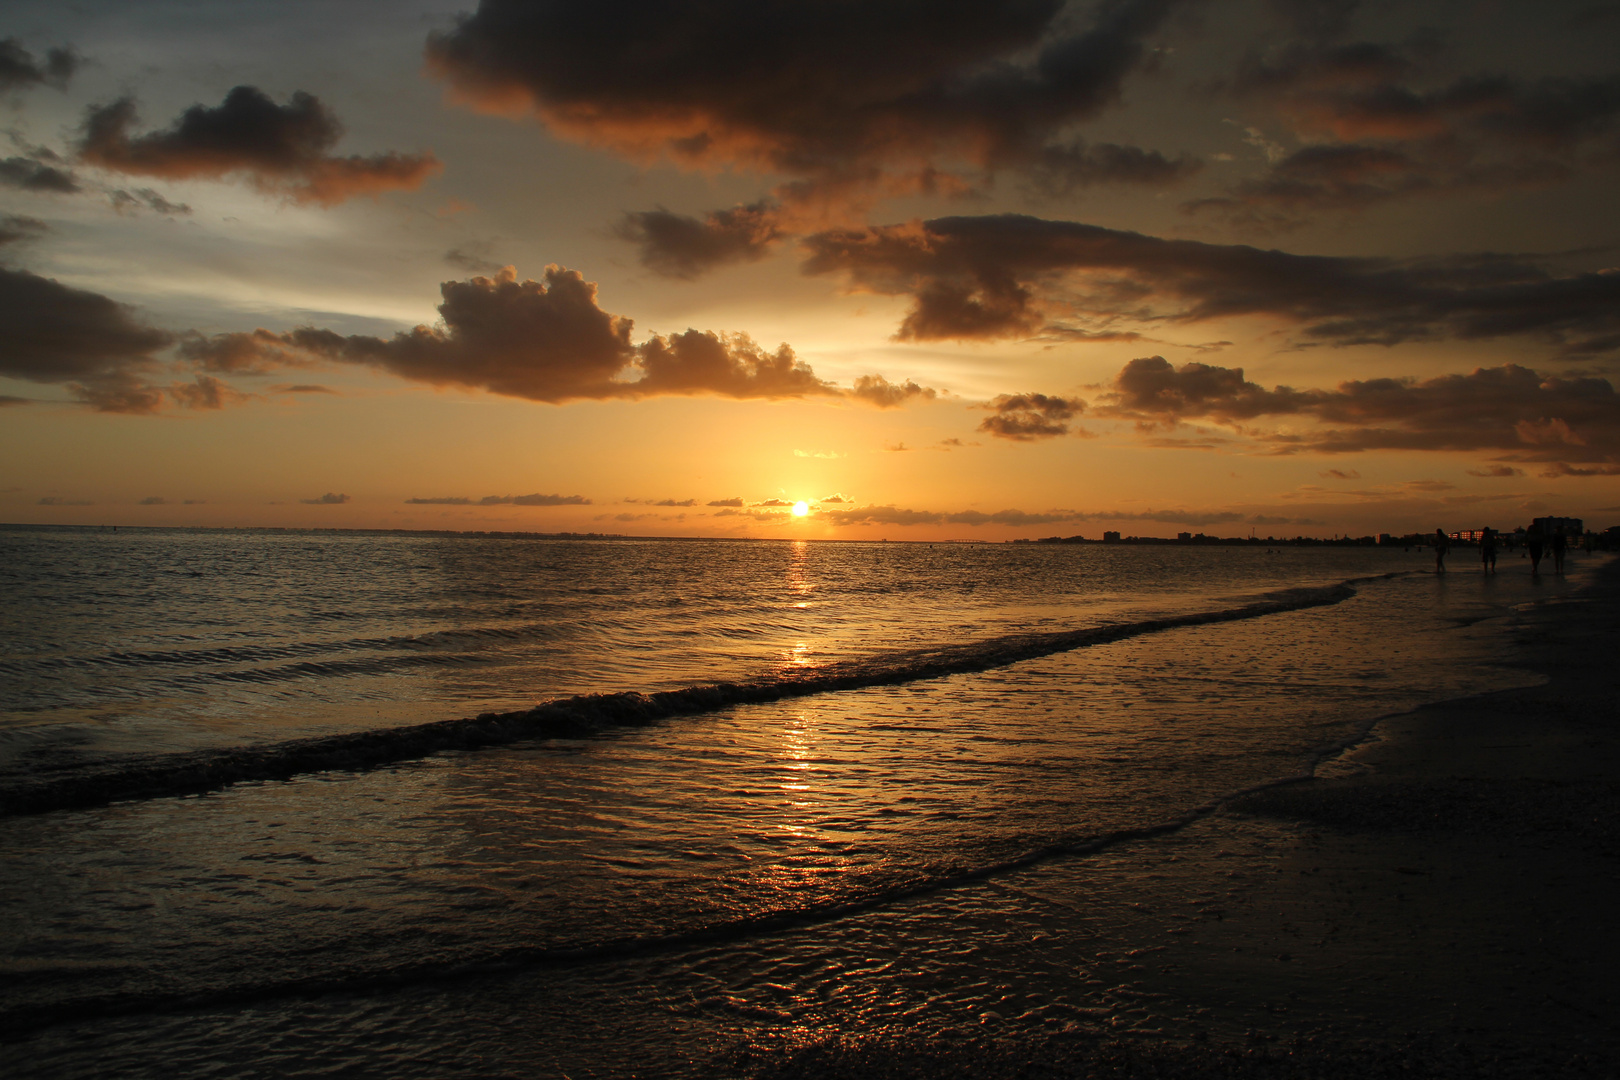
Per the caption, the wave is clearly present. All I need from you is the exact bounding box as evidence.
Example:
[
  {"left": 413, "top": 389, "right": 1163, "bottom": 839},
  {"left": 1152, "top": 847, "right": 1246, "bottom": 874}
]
[{"left": 0, "top": 580, "right": 1364, "bottom": 818}]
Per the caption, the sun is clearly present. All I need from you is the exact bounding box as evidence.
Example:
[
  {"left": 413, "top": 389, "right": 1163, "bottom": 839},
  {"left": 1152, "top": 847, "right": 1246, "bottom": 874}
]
[{"left": 791, "top": 501, "right": 810, "bottom": 517}]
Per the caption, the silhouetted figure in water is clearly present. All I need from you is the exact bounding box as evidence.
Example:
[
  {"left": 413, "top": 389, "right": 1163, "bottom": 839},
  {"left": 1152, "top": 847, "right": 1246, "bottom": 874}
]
[
  {"left": 1527, "top": 524, "right": 1545, "bottom": 575},
  {"left": 1551, "top": 528, "right": 1567, "bottom": 575},
  {"left": 1433, "top": 528, "right": 1450, "bottom": 574},
  {"left": 1480, "top": 527, "right": 1497, "bottom": 574}
]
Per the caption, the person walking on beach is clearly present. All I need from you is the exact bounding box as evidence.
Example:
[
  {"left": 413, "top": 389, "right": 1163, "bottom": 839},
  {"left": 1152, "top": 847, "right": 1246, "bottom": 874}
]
[
  {"left": 1433, "top": 528, "right": 1450, "bottom": 574},
  {"left": 1527, "top": 523, "right": 1545, "bottom": 575},
  {"left": 1480, "top": 527, "right": 1497, "bottom": 574},
  {"left": 1551, "top": 527, "right": 1567, "bottom": 575}
]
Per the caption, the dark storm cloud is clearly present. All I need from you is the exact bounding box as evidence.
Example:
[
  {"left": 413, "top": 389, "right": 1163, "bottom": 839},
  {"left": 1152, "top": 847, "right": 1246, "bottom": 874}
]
[
  {"left": 78, "top": 87, "right": 441, "bottom": 206},
  {"left": 183, "top": 266, "right": 936, "bottom": 406},
  {"left": 0, "top": 156, "right": 80, "bottom": 194},
  {"left": 301, "top": 493, "right": 350, "bottom": 505},
  {"left": 428, "top": 0, "right": 1198, "bottom": 274},
  {"left": 1096, "top": 356, "right": 1620, "bottom": 465},
  {"left": 800, "top": 214, "right": 1620, "bottom": 352},
  {"left": 978, "top": 392, "right": 1084, "bottom": 440},
  {"left": 0, "top": 265, "right": 175, "bottom": 413},
  {"left": 0, "top": 38, "right": 77, "bottom": 93}
]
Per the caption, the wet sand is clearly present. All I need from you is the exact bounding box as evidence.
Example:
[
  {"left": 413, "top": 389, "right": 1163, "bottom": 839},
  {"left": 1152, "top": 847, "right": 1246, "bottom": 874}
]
[{"left": 748, "top": 557, "right": 1620, "bottom": 1077}]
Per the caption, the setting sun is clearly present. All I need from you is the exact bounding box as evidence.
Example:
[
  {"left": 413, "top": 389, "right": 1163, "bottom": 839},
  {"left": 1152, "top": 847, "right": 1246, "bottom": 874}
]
[{"left": 791, "top": 501, "right": 810, "bottom": 517}]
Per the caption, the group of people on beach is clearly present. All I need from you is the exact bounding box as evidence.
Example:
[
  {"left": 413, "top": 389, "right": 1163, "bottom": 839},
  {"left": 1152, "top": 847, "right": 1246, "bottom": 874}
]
[{"left": 1432, "top": 525, "right": 1566, "bottom": 575}]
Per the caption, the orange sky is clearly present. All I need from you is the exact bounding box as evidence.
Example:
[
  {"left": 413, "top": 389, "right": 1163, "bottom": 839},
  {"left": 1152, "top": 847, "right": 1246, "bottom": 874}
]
[{"left": 3, "top": 0, "right": 1618, "bottom": 539}]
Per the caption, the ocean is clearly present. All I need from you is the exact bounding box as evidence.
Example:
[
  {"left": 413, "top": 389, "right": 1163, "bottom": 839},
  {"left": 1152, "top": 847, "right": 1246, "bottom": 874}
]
[{"left": 0, "top": 525, "right": 1586, "bottom": 1077}]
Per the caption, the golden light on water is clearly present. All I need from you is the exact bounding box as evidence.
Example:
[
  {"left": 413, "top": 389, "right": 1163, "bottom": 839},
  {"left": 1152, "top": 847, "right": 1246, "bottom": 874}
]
[{"left": 791, "top": 501, "right": 810, "bottom": 517}]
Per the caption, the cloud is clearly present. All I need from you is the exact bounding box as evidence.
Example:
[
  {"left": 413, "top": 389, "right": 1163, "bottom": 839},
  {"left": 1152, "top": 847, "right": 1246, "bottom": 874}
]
[
  {"left": 38, "top": 496, "right": 93, "bottom": 506},
  {"left": 754, "top": 499, "right": 794, "bottom": 507},
  {"left": 800, "top": 214, "right": 1620, "bottom": 353},
  {"left": 618, "top": 201, "right": 783, "bottom": 278},
  {"left": 78, "top": 87, "right": 441, "bottom": 206},
  {"left": 1540, "top": 462, "right": 1620, "bottom": 477},
  {"left": 848, "top": 374, "right": 936, "bottom": 408},
  {"left": 1190, "top": 27, "right": 1620, "bottom": 225},
  {"left": 269, "top": 383, "right": 336, "bottom": 394},
  {"left": 169, "top": 375, "right": 248, "bottom": 410},
  {"left": 139, "top": 496, "right": 166, "bottom": 505},
  {"left": 181, "top": 265, "right": 933, "bottom": 405},
  {"left": 1320, "top": 468, "right": 1360, "bottom": 479},
  {"left": 427, "top": 0, "right": 1198, "bottom": 275},
  {"left": 1467, "top": 464, "right": 1524, "bottom": 478},
  {"left": 707, "top": 498, "right": 743, "bottom": 507},
  {"left": 0, "top": 266, "right": 175, "bottom": 412},
  {"left": 978, "top": 392, "right": 1083, "bottom": 440},
  {"left": 444, "top": 245, "right": 504, "bottom": 274},
  {"left": 301, "top": 492, "right": 350, "bottom": 505},
  {"left": 1095, "top": 356, "right": 1620, "bottom": 464},
  {"left": 0, "top": 156, "right": 80, "bottom": 194},
  {"left": 0, "top": 38, "right": 77, "bottom": 93},
  {"left": 109, "top": 187, "right": 191, "bottom": 215},
  {"left": 405, "top": 497, "right": 472, "bottom": 505},
  {"left": 0, "top": 214, "right": 48, "bottom": 246},
  {"left": 480, "top": 493, "right": 591, "bottom": 506},
  {"left": 0, "top": 395, "right": 29, "bottom": 407}
]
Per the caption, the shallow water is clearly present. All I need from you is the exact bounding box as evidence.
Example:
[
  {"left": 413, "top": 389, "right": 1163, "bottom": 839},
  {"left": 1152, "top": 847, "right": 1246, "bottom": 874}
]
[{"left": 0, "top": 526, "right": 1592, "bottom": 1076}]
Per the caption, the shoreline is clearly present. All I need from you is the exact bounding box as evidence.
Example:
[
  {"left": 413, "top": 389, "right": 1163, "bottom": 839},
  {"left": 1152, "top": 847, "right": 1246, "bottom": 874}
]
[{"left": 748, "top": 556, "right": 1620, "bottom": 1077}]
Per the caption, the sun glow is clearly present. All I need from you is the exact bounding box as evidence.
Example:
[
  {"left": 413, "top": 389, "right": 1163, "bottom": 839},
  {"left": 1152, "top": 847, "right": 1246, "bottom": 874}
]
[{"left": 791, "top": 501, "right": 810, "bottom": 517}]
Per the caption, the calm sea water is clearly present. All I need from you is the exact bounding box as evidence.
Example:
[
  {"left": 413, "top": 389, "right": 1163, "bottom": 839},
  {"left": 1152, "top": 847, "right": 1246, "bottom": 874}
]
[{"left": 0, "top": 525, "right": 1589, "bottom": 1077}]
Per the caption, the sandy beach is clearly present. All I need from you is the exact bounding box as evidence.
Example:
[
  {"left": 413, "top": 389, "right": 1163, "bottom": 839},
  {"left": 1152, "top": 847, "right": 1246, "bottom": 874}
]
[{"left": 746, "top": 556, "right": 1620, "bottom": 1078}]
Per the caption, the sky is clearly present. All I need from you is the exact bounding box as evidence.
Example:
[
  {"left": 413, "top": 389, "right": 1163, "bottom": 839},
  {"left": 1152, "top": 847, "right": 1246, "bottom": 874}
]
[{"left": 2, "top": 0, "right": 1619, "bottom": 540}]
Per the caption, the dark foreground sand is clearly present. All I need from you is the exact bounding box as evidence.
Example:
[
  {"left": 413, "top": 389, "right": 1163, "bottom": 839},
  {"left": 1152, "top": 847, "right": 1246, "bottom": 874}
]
[{"left": 744, "top": 559, "right": 1620, "bottom": 1078}]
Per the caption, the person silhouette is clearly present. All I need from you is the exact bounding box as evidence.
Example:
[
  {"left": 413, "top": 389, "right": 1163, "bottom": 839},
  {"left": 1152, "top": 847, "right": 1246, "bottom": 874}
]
[
  {"left": 1527, "top": 523, "right": 1545, "bottom": 575},
  {"left": 1480, "top": 526, "right": 1497, "bottom": 574},
  {"left": 1551, "top": 527, "right": 1567, "bottom": 575},
  {"left": 1433, "top": 528, "right": 1450, "bottom": 574}
]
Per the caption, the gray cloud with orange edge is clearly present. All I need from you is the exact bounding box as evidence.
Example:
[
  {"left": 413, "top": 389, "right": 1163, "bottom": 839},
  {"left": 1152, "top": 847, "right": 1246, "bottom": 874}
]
[
  {"left": 800, "top": 214, "right": 1620, "bottom": 353},
  {"left": 1093, "top": 356, "right": 1620, "bottom": 465},
  {"left": 78, "top": 86, "right": 440, "bottom": 206}
]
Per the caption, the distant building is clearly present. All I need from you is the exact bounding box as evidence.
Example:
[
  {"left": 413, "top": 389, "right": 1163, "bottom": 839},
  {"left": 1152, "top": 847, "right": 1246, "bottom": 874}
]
[
  {"left": 1177, "top": 531, "right": 1192, "bottom": 541},
  {"left": 1531, "top": 516, "right": 1583, "bottom": 536},
  {"left": 1377, "top": 533, "right": 1393, "bottom": 545},
  {"left": 1103, "top": 531, "right": 1121, "bottom": 542}
]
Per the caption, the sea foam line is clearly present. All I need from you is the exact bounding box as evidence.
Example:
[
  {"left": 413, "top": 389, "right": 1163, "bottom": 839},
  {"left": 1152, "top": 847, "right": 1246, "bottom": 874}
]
[{"left": 0, "top": 580, "right": 1367, "bottom": 818}]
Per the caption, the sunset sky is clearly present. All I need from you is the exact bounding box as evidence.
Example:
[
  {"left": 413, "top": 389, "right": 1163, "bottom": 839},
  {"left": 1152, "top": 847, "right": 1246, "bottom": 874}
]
[{"left": 3, "top": 0, "right": 1619, "bottom": 539}]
